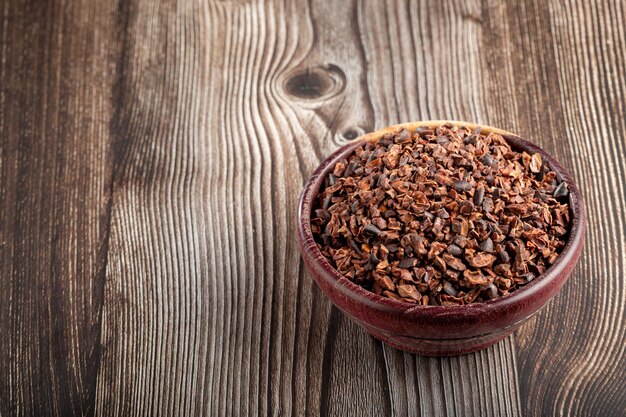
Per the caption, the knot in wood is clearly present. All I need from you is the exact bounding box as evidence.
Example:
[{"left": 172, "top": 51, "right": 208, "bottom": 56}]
[
  {"left": 342, "top": 128, "right": 363, "bottom": 140},
  {"left": 282, "top": 64, "right": 345, "bottom": 103}
]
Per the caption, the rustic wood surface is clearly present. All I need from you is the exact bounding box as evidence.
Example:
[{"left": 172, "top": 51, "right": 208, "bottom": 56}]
[{"left": 0, "top": 0, "right": 624, "bottom": 416}]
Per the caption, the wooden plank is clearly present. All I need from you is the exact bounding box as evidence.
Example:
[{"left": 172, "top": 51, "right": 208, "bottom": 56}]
[
  {"left": 0, "top": 0, "right": 119, "bottom": 415},
  {"left": 94, "top": 0, "right": 213, "bottom": 414},
  {"left": 504, "top": 1, "right": 626, "bottom": 416}
]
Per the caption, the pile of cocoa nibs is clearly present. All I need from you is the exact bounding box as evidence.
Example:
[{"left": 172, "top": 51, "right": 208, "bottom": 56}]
[{"left": 311, "top": 124, "right": 571, "bottom": 306}]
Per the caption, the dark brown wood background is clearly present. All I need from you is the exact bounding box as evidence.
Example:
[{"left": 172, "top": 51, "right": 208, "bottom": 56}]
[{"left": 1, "top": 0, "right": 624, "bottom": 416}]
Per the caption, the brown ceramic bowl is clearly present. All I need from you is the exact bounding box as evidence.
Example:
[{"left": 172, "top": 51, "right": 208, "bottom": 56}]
[{"left": 297, "top": 121, "right": 586, "bottom": 356}]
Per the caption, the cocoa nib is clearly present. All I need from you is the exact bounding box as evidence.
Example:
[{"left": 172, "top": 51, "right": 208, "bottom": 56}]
[
  {"left": 311, "top": 124, "right": 571, "bottom": 305},
  {"left": 468, "top": 253, "right": 498, "bottom": 268}
]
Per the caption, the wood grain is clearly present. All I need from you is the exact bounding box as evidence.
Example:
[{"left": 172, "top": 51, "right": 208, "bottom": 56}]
[
  {"left": 0, "top": 0, "right": 624, "bottom": 416},
  {"left": 0, "top": 0, "right": 118, "bottom": 415}
]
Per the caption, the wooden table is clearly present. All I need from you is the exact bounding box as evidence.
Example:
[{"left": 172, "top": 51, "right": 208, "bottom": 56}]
[{"left": 1, "top": 0, "right": 625, "bottom": 416}]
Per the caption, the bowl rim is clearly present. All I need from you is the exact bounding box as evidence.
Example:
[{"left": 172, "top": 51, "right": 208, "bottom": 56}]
[{"left": 297, "top": 120, "right": 587, "bottom": 315}]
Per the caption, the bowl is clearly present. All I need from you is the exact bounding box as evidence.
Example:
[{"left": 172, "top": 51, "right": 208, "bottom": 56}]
[{"left": 296, "top": 121, "right": 586, "bottom": 356}]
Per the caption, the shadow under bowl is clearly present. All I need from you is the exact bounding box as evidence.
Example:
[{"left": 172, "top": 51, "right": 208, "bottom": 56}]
[{"left": 296, "top": 120, "right": 586, "bottom": 356}]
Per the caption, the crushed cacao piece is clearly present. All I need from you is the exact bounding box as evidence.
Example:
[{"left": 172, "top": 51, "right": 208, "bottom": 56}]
[
  {"left": 479, "top": 238, "right": 494, "bottom": 253},
  {"left": 553, "top": 181, "right": 569, "bottom": 198},
  {"left": 447, "top": 244, "right": 463, "bottom": 257},
  {"left": 397, "top": 284, "right": 422, "bottom": 301},
  {"left": 468, "top": 252, "right": 498, "bottom": 268}
]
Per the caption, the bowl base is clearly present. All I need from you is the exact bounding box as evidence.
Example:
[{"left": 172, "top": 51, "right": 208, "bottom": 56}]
[{"left": 365, "top": 327, "right": 513, "bottom": 356}]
